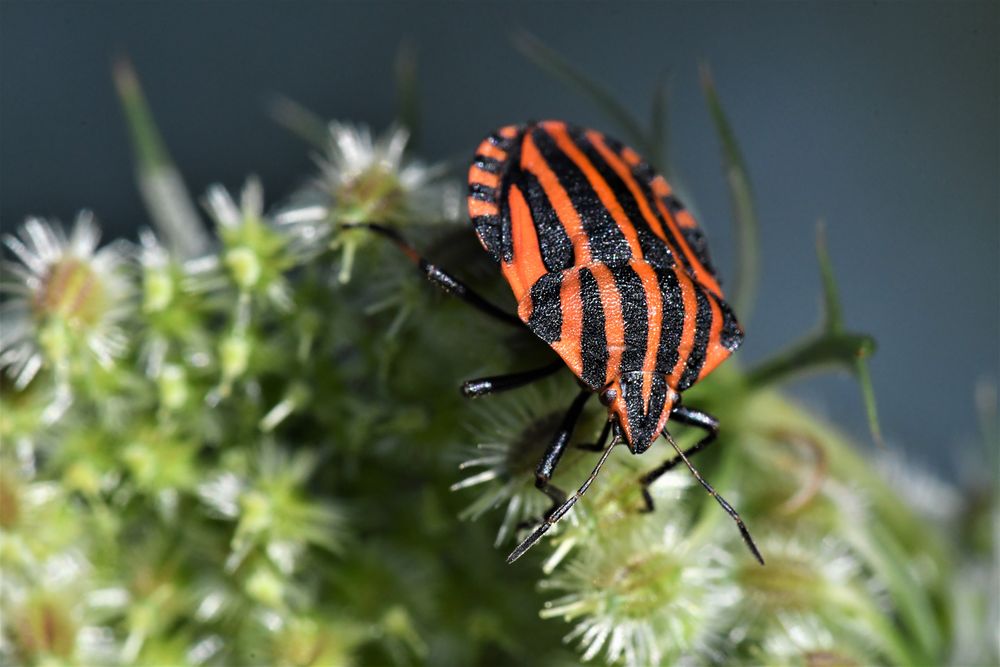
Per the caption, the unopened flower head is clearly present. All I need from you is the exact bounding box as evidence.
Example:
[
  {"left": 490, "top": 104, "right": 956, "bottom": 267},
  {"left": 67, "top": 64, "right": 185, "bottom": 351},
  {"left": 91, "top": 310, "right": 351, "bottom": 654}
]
[
  {"left": 320, "top": 122, "right": 447, "bottom": 226},
  {"left": 305, "top": 122, "right": 452, "bottom": 282},
  {"left": 726, "top": 535, "right": 892, "bottom": 661},
  {"left": 201, "top": 177, "right": 297, "bottom": 310},
  {"left": 540, "top": 521, "right": 737, "bottom": 667},
  {"left": 1, "top": 212, "right": 132, "bottom": 389},
  {"left": 452, "top": 388, "right": 591, "bottom": 547}
]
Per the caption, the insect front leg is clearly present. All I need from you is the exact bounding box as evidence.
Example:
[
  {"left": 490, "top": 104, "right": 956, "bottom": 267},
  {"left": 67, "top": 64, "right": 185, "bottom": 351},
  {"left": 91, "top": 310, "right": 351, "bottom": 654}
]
[
  {"left": 532, "top": 388, "right": 592, "bottom": 516},
  {"left": 638, "top": 405, "right": 719, "bottom": 513},
  {"left": 576, "top": 418, "right": 614, "bottom": 452},
  {"left": 341, "top": 222, "right": 522, "bottom": 327}
]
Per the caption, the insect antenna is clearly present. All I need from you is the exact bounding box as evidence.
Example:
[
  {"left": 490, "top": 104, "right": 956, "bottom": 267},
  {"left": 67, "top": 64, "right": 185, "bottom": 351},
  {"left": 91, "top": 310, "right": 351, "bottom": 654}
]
[
  {"left": 662, "top": 428, "right": 765, "bottom": 565},
  {"left": 507, "top": 436, "right": 622, "bottom": 564}
]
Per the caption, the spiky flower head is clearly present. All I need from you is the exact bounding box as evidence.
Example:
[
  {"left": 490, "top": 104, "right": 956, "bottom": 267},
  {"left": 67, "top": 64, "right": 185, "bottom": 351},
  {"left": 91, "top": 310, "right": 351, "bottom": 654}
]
[
  {"left": 1, "top": 212, "right": 132, "bottom": 392},
  {"left": 201, "top": 177, "right": 298, "bottom": 311},
  {"left": 197, "top": 446, "right": 344, "bottom": 579},
  {"left": 452, "top": 387, "right": 601, "bottom": 547},
  {"left": 320, "top": 122, "right": 445, "bottom": 225},
  {"left": 299, "top": 122, "right": 451, "bottom": 283},
  {"left": 540, "top": 521, "right": 737, "bottom": 666}
]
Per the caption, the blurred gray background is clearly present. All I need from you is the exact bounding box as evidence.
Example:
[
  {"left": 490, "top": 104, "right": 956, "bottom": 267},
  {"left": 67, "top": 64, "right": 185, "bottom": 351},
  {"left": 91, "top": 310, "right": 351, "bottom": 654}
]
[{"left": 2, "top": 2, "right": 997, "bottom": 479}]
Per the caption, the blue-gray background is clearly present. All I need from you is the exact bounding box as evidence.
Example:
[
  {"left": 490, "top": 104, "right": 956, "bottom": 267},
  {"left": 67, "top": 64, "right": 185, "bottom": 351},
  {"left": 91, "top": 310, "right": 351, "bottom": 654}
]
[{"left": 2, "top": 2, "right": 997, "bottom": 479}]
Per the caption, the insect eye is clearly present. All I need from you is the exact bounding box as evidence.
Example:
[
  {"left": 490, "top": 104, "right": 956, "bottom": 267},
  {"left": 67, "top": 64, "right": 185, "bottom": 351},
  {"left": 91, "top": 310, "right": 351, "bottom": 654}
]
[{"left": 599, "top": 387, "right": 618, "bottom": 406}]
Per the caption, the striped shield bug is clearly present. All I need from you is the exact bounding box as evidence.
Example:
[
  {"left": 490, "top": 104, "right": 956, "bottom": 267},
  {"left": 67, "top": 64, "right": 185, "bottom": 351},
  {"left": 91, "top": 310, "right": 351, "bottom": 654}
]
[{"left": 349, "top": 120, "right": 762, "bottom": 565}]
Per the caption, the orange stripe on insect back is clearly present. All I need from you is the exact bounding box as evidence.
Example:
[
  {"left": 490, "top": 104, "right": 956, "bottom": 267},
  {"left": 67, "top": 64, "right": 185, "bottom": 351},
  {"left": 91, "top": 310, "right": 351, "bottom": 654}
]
[
  {"left": 498, "top": 125, "right": 519, "bottom": 139},
  {"left": 668, "top": 269, "right": 700, "bottom": 388},
  {"left": 587, "top": 131, "right": 671, "bottom": 245},
  {"left": 476, "top": 141, "right": 508, "bottom": 162},
  {"left": 521, "top": 131, "right": 593, "bottom": 264},
  {"left": 587, "top": 263, "right": 625, "bottom": 385},
  {"left": 632, "top": 260, "right": 663, "bottom": 405},
  {"left": 500, "top": 184, "right": 547, "bottom": 303},
  {"left": 649, "top": 174, "right": 672, "bottom": 199},
  {"left": 467, "top": 198, "right": 499, "bottom": 218},
  {"left": 468, "top": 166, "right": 500, "bottom": 189},
  {"left": 652, "top": 195, "right": 724, "bottom": 299},
  {"left": 673, "top": 208, "right": 699, "bottom": 230},
  {"left": 699, "top": 296, "right": 730, "bottom": 382},
  {"left": 621, "top": 149, "right": 672, "bottom": 198},
  {"left": 544, "top": 123, "right": 644, "bottom": 260},
  {"left": 552, "top": 270, "right": 584, "bottom": 378}
]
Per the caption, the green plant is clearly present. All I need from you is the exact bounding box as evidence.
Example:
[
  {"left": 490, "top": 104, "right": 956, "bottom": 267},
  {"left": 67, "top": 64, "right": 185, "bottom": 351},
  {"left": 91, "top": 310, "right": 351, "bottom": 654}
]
[{"left": 0, "top": 49, "right": 993, "bottom": 667}]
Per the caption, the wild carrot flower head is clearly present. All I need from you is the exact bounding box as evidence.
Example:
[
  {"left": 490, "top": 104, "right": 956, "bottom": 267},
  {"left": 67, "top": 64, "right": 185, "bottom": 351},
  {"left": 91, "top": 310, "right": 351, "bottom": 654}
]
[
  {"left": 1, "top": 212, "right": 132, "bottom": 389},
  {"left": 540, "top": 522, "right": 736, "bottom": 666},
  {"left": 299, "top": 122, "right": 452, "bottom": 283},
  {"left": 202, "top": 177, "right": 299, "bottom": 311},
  {"left": 319, "top": 122, "right": 444, "bottom": 226}
]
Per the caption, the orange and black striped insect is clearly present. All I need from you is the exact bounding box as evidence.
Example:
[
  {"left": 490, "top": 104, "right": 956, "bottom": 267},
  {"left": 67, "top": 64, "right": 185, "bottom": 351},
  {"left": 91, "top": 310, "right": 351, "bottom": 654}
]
[{"left": 351, "top": 120, "right": 762, "bottom": 565}]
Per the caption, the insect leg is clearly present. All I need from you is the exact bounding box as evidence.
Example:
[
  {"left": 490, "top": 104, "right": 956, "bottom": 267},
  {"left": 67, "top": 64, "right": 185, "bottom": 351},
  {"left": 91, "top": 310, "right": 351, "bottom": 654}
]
[
  {"left": 534, "top": 389, "right": 593, "bottom": 509},
  {"left": 662, "top": 428, "right": 765, "bottom": 565},
  {"left": 576, "top": 419, "right": 613, "bottom": 452},
  {"left": 341, "top": 222, "right": 522, "bottom": 327},
  {"left": 638, "top": 405, "right": 719, "bottom": 512},
  {"left": 508, "top": 438, "right": 621, "bottom": 564},
  {"left": 461, "top": 361, "right": 563, "bottom": 398}
]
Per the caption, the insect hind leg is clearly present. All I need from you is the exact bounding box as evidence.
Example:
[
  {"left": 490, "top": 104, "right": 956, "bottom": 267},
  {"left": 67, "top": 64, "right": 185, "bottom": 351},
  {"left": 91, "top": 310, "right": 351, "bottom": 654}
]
[{"left": 342, "top": 222, "right": 522, "bottom": 327}]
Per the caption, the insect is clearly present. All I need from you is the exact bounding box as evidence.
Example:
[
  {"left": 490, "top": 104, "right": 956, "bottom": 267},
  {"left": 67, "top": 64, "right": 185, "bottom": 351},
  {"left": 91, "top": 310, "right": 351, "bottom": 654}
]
[{"left": 350, "top": 120, "right": 762, "bottom": 565}]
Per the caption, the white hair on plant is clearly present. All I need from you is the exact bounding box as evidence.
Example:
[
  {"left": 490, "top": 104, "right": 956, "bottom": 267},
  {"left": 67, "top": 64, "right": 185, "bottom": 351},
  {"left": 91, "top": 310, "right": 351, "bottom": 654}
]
[
  {"left": 1, "top": 212, "right": 133, "bottom": 393},
  {"left": 281, "top": 122, "right": 454, "bottom": 283},
  {"left": 451, "top": 386, "right": 593, "bottom": 548},
  {"left": 540, "top": 521, "right": 737, "bottom": 667},
  {"left": 200, "top": 177, "right": 298, "bottom": 312},
  {"left": 320, "top": 122, "right": 443, "bottom": 212}
]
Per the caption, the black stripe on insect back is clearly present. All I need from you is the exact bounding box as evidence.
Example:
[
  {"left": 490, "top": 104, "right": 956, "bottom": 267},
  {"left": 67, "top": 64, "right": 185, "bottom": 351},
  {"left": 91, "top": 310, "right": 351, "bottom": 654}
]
[
  {"left": 664, "top": 195, "right": 719, "bottom": 278},
  {"left": 578, "top": 267, "right": 610, "bottom": 389},
  {"left": 468, "top": 183, "right": 498, "bottom": 203},
  {"left": 488, "top": 131, "right": 516, "bottom": 150},
  {"left": 470, "top": 214, "right": 503, "bottom": 263},
  {"left": 493, "top": 136, "right": 525, "bottom": 264},
  {"left": 473, "top": 154, "right": 502, "bottom": 173},
  {"left": 526, "top": 272, "right": 563, "bottom": 344},
  {"left": 678, "top": 286, "right": 713, "bottom": 391},
  {"left": 530, "top": 127, "right": 632, "bottom": 267},
  {"left": 514, "top": 169, "right": 574, "bottom": 272},
  {"left": 600, "top": 137, "right": 700, "bottom": 279},
  {"left": 621, "top": 371, "right": 667, "bottom": 453},
  {"left": 566, "top": 127, "right": 675, "bottom": 271},
  {"left": 655, "top": 268, "right": 684, "bottom": 374},
  {"left": 612, "top": 264, "right": 649, "bottom": 374},
  {"left": 713, "top": 293, "right": 744, "bottom": 352}
]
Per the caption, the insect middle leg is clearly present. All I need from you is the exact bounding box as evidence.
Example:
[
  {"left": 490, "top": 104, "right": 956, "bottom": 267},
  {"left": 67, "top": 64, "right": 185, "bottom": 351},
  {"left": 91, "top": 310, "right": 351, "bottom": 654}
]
[
  {"left": 461, "top": 361, "right": 563, "bottom": 398},
  {"left": 576, "top": 419, "right": 614, "bottom": 452},
  {"left": 341, "top": 222, "right": 521, "bottom": 327},
  {"left": 638, "top": 405, "right": 719, "bottom": 513}
]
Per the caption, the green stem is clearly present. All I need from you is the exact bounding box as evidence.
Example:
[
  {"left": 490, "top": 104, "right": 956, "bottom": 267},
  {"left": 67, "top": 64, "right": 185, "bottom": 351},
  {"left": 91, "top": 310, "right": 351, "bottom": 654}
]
[{"left": 746, "top": 331, "right": 875, "bottom": 389}]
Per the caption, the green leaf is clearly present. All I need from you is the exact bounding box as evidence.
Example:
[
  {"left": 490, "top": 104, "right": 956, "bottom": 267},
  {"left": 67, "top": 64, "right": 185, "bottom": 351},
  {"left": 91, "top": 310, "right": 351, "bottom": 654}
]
[
  {"left": 267, "top": 94, "right": 331, "bottom": 148},
  {"left": 816, "top": 222, "right": 844, "bottom": 331},
  {"left": 701, "top": 64, "right": 759, "bottom": 322},
  {"left": 394, "top": 41, "right": 421, "bottom": 151},
  {"left": 113, "top": 57, "right": 208, "bottom": 258},
  {"left": 514, "top": 32, "right": 652, "bottom": 158},
  {"left": 747, "top": 222, "right": 883, "bottom": 445}
]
